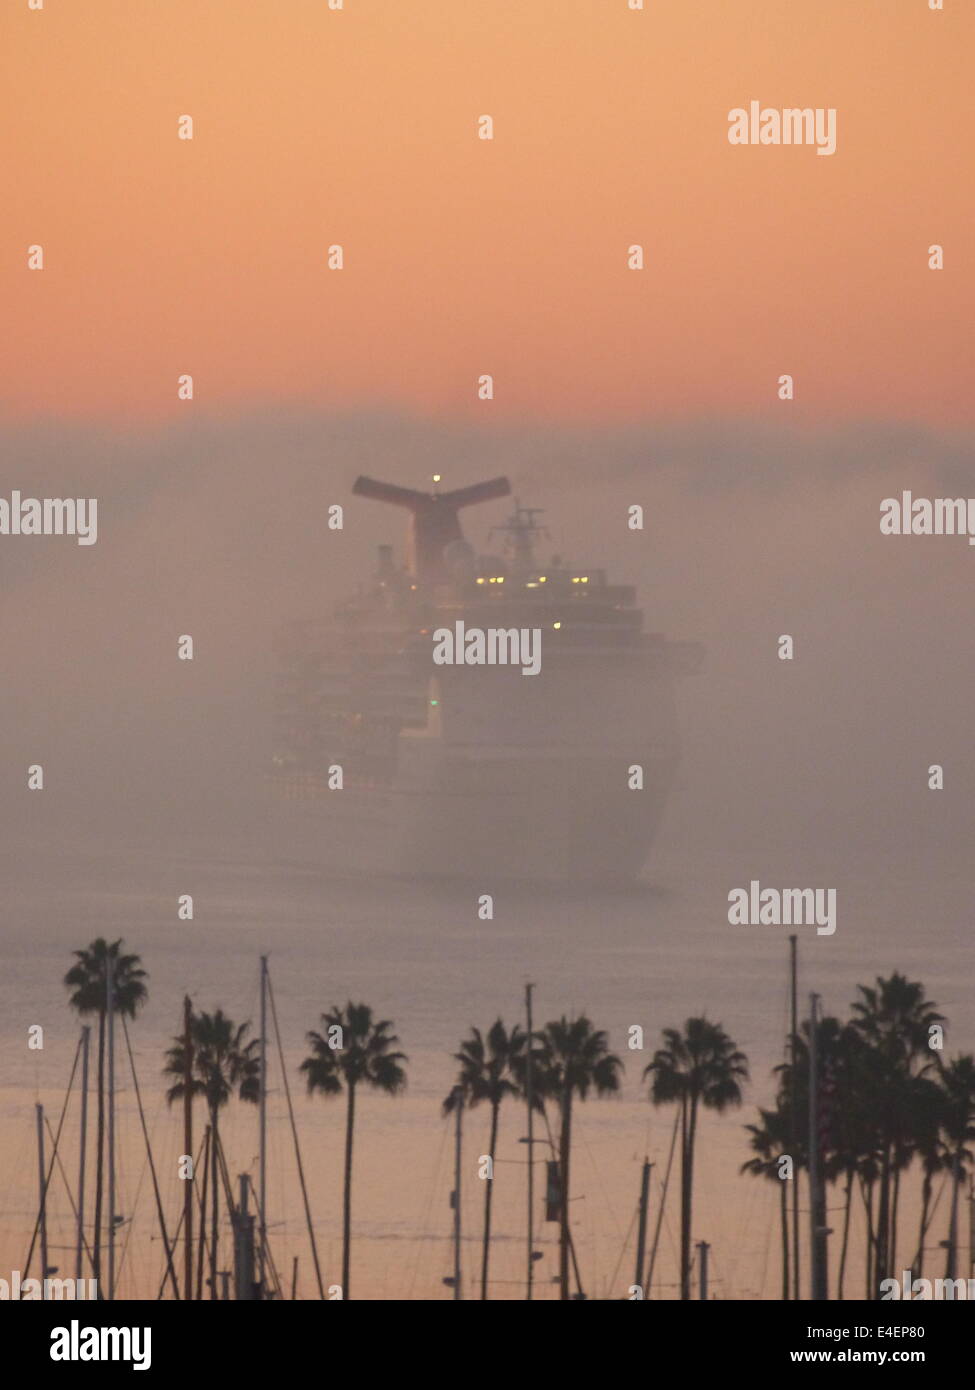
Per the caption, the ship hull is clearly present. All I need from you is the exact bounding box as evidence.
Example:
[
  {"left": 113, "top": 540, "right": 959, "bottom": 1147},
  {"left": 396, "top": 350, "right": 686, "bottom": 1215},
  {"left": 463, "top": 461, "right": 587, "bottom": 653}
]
[{"left": 269, "top": 748, "right": 678, "bottom": 883}]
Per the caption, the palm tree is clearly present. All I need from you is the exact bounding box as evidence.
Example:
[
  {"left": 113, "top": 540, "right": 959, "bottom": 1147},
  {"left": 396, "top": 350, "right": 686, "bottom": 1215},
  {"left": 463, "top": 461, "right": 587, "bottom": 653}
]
[
  {"left": 300, "top": 1002, "right": 407, "bottom": 1300},
  {"left": 443, "top": 1019, "right": 525, "bottom": 1300},
  {"left": 829, "top": 1030, "right": 886, "bottom": 1301},
  {"left": 646, "top": 1017, "right": 748, "bottom": 1300},
  {"left": 936, "top": 1054, "right": 975, "bottom": 1280},
  {"left": 775, "top": 1015, "right": 875, "bottom": 1301},
  {"left": 741, "top": 1104, "right": 791, "bottom": 1298},
  {"left": 851, "top": 973, "right": 942, "bottom": 1290},
  {"left": 164, "top": 1009, "right": 260, "bottom": 1299},
  {"left": 908, "top": 1073, "right": 951, "bottom": 1281},
  {"left": 64, "top": 938, "right": 148, "bottom": 1284},
  {"left": 533, "top": 1016, "right": 622, "bottom": 1300}
]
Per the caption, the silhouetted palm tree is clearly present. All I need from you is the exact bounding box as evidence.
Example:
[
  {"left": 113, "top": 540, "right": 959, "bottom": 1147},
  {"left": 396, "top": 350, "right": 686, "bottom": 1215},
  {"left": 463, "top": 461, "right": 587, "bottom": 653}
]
[
  {"left": 851, "top": 974, "right": 942, "bottom": 1290},
  {"left": 828, "top": 1028, "right": 887, "bottom": 1300},
  {"left": 908, "top": 1073, "right": 951, "bottom": 1281},
  {"left": 742, "top": 1104, "right": 791, "bottom": 1299},
  {"left": 533, "top": 1016, "right": 622, "bottom": 1300},
  {"left": 646, "top": 1017, "right": 748, "bottom": 1300},
  {"left": 301, "top": 1002, "right": 406, "bottom": 1300},
  {"left": 444, "top": 1019, "right": 525, "bottom": 1299},
  {"left": 164, "top": 1009, "right": 259, "bottom": 1299},
  {"left": 775, "top": 1015, "right": 873, "bottom": 1301},
  {"left": 936, "top": 1054, "right": 975, "bottom": 1280},
  {"left": 64, "top": 938, "right": 148, "bottom": 1284}
]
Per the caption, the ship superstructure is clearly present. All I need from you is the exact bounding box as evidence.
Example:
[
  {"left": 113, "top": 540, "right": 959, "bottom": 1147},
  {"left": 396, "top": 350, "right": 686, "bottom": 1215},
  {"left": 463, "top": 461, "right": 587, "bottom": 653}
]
[{"left": 271, "top": 476, "right": 700, "bottom": 881}]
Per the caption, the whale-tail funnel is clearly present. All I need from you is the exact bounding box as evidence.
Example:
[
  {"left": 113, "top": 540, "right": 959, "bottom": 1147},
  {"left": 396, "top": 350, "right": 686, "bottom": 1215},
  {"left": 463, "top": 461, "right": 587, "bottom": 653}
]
[{"left": 352, "top": 475, "right": 511, "bottom": 585}]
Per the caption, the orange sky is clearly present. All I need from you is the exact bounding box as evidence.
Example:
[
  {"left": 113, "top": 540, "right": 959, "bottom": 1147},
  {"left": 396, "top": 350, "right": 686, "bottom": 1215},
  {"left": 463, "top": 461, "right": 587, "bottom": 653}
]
[{"left": 2, "top": 0, "right": 971, "bottom": 424}]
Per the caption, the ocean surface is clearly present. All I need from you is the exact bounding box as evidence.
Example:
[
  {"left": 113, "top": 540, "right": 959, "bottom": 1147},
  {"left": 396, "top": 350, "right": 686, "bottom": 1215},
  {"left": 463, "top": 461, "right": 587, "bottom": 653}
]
[{"left": 1, "top": 826, "right": 972, "bottom": 1300}]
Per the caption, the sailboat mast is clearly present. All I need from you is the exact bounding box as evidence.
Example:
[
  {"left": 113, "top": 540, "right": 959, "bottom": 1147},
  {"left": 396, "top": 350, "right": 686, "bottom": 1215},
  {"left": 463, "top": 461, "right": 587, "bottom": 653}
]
[
  {"left": 196, "top": 1126, "right": 210, "bottom": 1300},
  {"left": 634, "top": 1159, "right": 652, "bottom": 1292},
  {"left": 234, "top": 1173, "right": 256, "bottom": 1299},
  {"left": 789, "top": 934, "right": 799, "bottom": 1300},
  {"left": 106, "top": 953, "right": 116, "bottom": 1301},
  {"left": 259, "top": 956, "right": 268, "bottom": 1297},
  {"left": 76, "top": 1025, "right": 90, "bottom": 1283},
  {"left": 525, "top": 981, "right": 534, "bottom": 1301},
  {"left": 453, "top": 1086, "right": 463, "bottom": 1300},
  {"left": 645, "top": 1105, "right": 680, "bottom": 1299},
  {"left": 182, "top": 996, "right": 194, "bottom": 1300},
  {"left": 808, "top": 992, "right": 828, "bottom": 1299},
  {"left": 36, "top": 1103, "right": 49, "bottom": 1299},
  {"left": 697, "top": 1240, "right": 710, "bottom": 1301}
]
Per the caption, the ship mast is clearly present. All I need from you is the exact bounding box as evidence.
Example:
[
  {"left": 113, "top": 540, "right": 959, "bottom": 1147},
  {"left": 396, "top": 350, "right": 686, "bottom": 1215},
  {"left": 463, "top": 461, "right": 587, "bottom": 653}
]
[{"left": 490, "top": 500, "right": 549, "bottom": 576}]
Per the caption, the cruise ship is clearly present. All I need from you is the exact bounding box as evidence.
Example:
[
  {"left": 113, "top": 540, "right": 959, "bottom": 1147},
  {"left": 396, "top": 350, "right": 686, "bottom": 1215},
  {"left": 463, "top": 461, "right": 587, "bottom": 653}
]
[{"left": 270, "top": 476, "right": 701, "bottom": 882}]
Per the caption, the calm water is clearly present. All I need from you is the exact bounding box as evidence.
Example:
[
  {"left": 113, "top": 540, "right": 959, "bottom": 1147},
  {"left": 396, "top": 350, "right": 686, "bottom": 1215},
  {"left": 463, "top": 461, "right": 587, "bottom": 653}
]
[{"left": 1, "top": 826, "right": 972, "bottom": 1300}]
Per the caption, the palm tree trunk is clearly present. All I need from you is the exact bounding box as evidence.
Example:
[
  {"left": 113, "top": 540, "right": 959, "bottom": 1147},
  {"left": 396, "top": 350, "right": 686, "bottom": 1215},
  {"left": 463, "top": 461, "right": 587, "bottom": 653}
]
[
  {"left": 343, "top": 1082, "right": 355, "bottom": 1300},
  {"left": 559, "top": 1089, "right": 572, "bottom": 1301},
  {"left": 944, "top": 1149, "right": 961, "bottom": 1281},
  {"left": 875, "top": 1145, "right": 891, "bottom": 1292},
  {"left": 682, "top": 1095, "right": 698, "bottom": 1301},
  {"left": 890, "top": 1165, "right": 901, "bottom": 1278},
  {"left": 210, "top": 1107, "right": 219, "bottom": 1300},
  {"left": 481, "top": 1101, "right": 500, "bottom": 1300},
  {"left": 837, "top": 1167, "right": 853, "bottom": 1300},
  {"left": 862, "top": 1176, "right": 875, "bottom": 1299},
  {"left": 780, "top": 1175, "right": 789, "bottom": 1300},
  {"left": 93, "top": 1010, "right": 106, "bottom": 1286},
  {"left": 913, "top": 1171, "right": 932, "bottom": 1280},
  {"left": 678, "top": 1095, "right": 689, "bottom": 1300}
]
